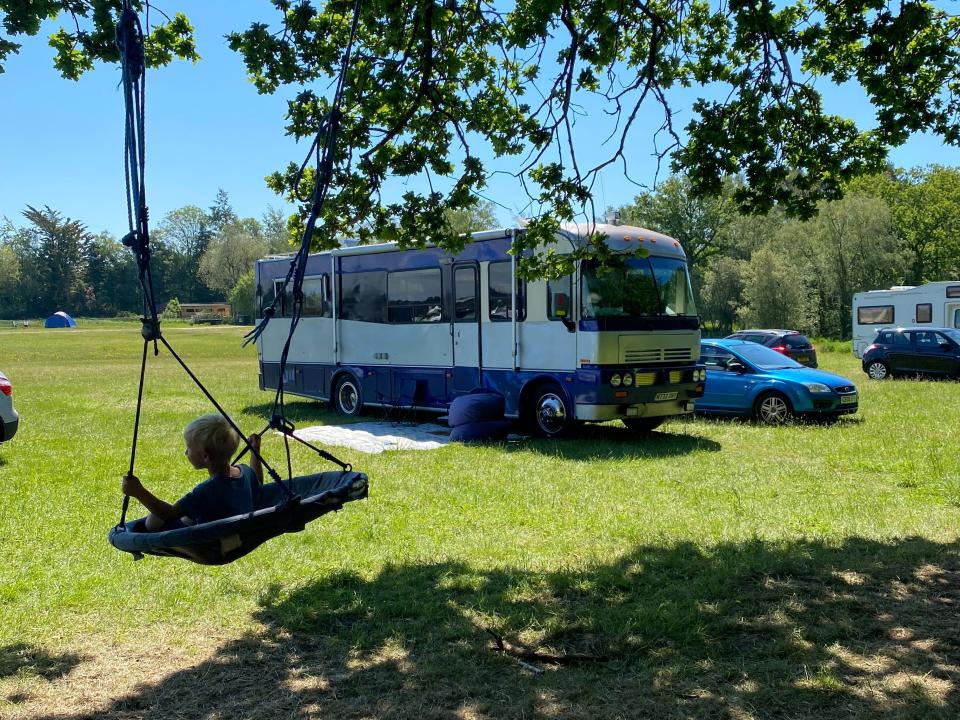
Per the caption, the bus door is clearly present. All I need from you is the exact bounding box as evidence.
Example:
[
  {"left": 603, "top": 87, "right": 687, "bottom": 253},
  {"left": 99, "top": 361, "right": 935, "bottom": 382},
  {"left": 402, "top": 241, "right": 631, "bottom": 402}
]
[{"left": 451, "top": 263, "right": 481, "bottom": 395}]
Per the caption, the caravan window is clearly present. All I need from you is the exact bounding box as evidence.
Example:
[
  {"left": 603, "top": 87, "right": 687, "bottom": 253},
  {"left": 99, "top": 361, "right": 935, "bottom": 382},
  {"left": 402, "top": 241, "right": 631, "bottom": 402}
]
[
  {"left": 916, "top": 303, "right": 932, "bottom": 323},
  {"left": 857, "top": 305, "right": 894, "bottom": 324},
  {"left": 340, "top": 271, "right": 387, "bottom": 322},
  {"left": 947, "top": 286, "right": 960, "bottom": 298},
  {"left": 387, "top": 269, "right": 442, "bottom": 323},
  {"left": 488, "top": 262, "right": 526, "bottom": 322}
]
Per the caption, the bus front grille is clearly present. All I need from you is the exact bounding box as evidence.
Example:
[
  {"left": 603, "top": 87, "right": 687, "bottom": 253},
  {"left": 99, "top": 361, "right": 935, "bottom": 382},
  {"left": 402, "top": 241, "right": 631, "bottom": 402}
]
[
  {"left": 624, "top": 349, "right": 662, "bottom": 363},
  {"left": 664, "top": 348, "right": 693, "bottom": 362}
]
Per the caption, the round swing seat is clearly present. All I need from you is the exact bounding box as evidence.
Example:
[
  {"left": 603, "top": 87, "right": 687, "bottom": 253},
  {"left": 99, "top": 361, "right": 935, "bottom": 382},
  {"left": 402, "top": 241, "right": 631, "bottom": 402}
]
[{"left": 109, "top": 470, "right": 368, "bottom": 565}]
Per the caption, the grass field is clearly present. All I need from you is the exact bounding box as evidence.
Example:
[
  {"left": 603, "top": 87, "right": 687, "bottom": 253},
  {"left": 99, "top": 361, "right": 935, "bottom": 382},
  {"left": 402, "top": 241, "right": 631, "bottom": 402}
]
[{"left": 1, "top": 323, "right": 958, "bottom": 719}]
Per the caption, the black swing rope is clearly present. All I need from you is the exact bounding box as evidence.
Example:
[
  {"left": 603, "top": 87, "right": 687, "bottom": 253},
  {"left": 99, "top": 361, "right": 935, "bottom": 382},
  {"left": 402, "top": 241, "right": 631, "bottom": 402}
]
[
  {"left": 113, "top": 0, "right": 358, "bottom": 531},
  {"left": 242, "top": 0, "right": 364, "bottom": 448}
]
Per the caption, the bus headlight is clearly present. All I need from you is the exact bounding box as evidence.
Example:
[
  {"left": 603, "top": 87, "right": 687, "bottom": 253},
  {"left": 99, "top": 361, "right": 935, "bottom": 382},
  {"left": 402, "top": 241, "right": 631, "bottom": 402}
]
[
  {"left": 610, "top": 374, "right": 622, "bottom": 387},
  {"left": 622, "top": 373, "right": 633, "bottom": 386}
]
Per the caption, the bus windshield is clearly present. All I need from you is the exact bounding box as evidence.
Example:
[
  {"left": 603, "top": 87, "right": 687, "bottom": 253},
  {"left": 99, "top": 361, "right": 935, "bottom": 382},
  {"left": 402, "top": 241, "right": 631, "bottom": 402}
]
[{"left": 581, "top": 256, "right": 697, "bottom": 319}]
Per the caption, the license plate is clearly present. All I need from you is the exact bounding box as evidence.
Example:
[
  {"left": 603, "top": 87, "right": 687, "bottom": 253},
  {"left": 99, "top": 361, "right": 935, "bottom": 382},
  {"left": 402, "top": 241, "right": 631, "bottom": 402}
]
[
  {"left": 840, "top": 394, "right": 857, "bottom": 405},
  {"left": 796, "top": 355, "right": 809, "bottom": 363},
  {"left": 655, "top": 391, "right": 678, "bottom": 401}
]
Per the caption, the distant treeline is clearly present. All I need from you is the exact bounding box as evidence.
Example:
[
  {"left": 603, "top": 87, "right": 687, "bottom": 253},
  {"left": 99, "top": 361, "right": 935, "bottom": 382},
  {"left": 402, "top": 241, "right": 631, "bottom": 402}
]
[
  {"left": 618, "top": 165, "right": 960, "bottom": 339},
  {"left": 0, "top": 190, "right": 291, "bottom": 321},
  {"left": 3, "top": 167, "right": 958, "bottom": 339}
]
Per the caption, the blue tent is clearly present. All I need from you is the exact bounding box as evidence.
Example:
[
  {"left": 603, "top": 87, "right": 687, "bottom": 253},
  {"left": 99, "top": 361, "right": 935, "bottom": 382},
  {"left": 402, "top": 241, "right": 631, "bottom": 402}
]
[{"left": 44, "top": 311, "right": 77, "bottom": 329}]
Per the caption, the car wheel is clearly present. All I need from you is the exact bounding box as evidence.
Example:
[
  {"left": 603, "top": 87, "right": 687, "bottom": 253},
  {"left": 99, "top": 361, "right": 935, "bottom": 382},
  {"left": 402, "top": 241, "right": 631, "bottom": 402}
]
[
  {"left": 527, "top": 383, "right": 571, "bottom": 438},
  {"left": 754, "top": 392, "right": 792, "bottom": 425},
  {"left": 866, "top": 360, "right": 889, "bottom": 380},
  {"left": 332, "top": 375, "right": 363, "bottom": 417},
  {"left": 622, "top": 417, "right": 665, "bottom": 434}
]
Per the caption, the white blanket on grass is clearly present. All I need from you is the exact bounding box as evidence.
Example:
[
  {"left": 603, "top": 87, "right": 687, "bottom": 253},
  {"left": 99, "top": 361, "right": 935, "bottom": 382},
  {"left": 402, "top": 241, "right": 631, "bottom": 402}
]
[{"left": 292, "top": 421, "right": 452, "bottom": 454}]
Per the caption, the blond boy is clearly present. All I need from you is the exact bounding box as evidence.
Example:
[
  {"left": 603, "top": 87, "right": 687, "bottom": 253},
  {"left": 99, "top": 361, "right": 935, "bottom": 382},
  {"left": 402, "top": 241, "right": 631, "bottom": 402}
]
[{"left": 122, "top": 414, "right": 263, "bottom": 530}]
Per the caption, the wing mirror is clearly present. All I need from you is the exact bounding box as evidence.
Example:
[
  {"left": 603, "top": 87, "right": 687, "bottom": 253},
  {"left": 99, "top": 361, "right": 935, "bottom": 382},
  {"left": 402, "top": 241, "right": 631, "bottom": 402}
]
[
  {"left": 553, "top": 292, "right": 576, "bottom": 332},
  {"left": 725, "top": 359, "right": 747, "bottom": 373}
]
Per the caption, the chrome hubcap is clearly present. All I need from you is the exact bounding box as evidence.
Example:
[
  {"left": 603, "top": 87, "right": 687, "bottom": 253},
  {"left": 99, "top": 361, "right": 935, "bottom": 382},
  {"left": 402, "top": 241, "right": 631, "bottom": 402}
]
[
  {"left": 338, "top": 382, "right": 359, "bottom": 414},
  {"left": 759, "top": 396, "right": 789, "bottom": 424},
  {"left": 537, "top": 393, "right": 567, "bottom": 434}
]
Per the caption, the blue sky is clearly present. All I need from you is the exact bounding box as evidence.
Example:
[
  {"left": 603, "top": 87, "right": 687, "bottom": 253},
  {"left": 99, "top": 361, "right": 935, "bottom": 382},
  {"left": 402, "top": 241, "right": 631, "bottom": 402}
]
[{"left": 2, "top": 1, "right": 959, "bottom": 236}]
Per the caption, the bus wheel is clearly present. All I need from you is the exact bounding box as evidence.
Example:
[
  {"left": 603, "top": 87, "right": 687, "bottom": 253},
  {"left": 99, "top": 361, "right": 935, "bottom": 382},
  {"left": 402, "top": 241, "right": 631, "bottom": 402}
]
[
  {"left": 332, "top": 375, "right": 363, "bottom": 417},
  {"left": 528, "top": 383, "right": 571, "bottom": 438},
  {"left": 623, "top": 417, "right": 664, "bottom": 434}
]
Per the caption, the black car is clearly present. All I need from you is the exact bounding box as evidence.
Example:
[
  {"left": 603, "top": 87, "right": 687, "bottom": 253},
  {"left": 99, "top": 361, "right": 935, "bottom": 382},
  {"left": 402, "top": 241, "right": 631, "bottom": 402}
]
[
  {"left": 724, "top": 329, "right": 818, "bottom": 367},
  {"left": 862, "top": 327, "right": 960, "bottom": 380}
]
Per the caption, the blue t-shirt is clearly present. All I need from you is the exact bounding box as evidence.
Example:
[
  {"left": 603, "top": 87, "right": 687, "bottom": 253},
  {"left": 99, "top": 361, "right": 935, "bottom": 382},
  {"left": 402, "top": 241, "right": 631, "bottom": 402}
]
[{"left": 177, "top": 464, "right": 259, "bottom": 525}]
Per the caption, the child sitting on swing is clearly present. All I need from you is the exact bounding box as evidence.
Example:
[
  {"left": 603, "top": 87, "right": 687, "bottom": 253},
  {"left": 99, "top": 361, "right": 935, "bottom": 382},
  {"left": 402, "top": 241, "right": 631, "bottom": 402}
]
[{"left": 122, "top": 413, "right": 263, "bottom": 531}]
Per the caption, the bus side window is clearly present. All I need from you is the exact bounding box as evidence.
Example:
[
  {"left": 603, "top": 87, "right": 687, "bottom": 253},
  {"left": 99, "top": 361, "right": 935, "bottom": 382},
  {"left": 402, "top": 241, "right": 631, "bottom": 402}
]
[
  {"left": 258, "top": 276, "right": 275, "bottom": 319},
  {"left": 274, "top": 279, "right": 294, "bottom": 318},
  {"left": 547, "top": 274, "right": 573, "bottom": 320},
  {"left": 302, "top": 276, "right": 327, "bottom": 317},
  {"left": 340, "top": 271, "right": 387, "bottom": 323},
  {"left": 387, "top": 268, "right": 443, "bottom": 323},
  {"left": 488, "top": 261, "right": 526, "bottom": 322}
]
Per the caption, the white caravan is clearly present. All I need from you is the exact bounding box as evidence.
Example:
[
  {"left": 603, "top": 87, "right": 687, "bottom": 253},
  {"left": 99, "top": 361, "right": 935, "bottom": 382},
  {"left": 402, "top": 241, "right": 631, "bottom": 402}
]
[{"left": 852, "top": 281, "right": 960, "bottom": 357}]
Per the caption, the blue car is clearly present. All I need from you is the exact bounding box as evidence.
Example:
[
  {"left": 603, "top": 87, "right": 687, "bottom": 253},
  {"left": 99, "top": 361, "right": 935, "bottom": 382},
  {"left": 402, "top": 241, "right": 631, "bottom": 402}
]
[{"left": 697, "top": 339, "right": 859, "bottom": 424}]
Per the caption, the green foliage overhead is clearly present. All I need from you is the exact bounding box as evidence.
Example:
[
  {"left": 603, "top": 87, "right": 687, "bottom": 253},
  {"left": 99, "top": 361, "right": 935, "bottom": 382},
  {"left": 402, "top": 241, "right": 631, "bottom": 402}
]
[
  {"left": 0, "top": 0, "right": 197, "bottom": 79},
  {"left": 5, "top": 1, "right": 960, "bottom": 277}
]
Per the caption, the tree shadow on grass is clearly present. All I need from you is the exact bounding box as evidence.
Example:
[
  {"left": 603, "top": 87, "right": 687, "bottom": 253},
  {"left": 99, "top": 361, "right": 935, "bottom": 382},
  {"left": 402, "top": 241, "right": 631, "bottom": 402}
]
[
  {"left": 241, "top": 398, "right": 335, "bottom": 428},
  {"left": 502, "top": 423, "right": 721, "bottom": 462},
  {"left": 242, "top": 399, "right": 443, "bottom": 430},
  {"left": 31, "top": 536, "right": 960, "bottom": 719},
  {"left": 0, "top": 643, "right": 82, "bottom": 681}
]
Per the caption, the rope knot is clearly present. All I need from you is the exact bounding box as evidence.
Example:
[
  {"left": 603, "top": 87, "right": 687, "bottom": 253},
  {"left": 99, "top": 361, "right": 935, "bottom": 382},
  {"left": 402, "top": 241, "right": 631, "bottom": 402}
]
[
  {"left": 269, "top": 414, "right": 296, "bottom": 435},
  {"left": 116, "top": 5, "right": 145, "bottom": 82},
  {"left": 140, "top": 317, "right": 161, "bottom": 341}
]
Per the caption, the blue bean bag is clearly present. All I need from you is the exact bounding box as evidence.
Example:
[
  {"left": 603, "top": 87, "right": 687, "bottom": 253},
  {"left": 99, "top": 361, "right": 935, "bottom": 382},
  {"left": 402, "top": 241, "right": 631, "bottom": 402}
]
[
  {"left": 450, "top": 419, "right": 513, "bottom": 443},
  {"left": 448, "top": 391, "right": 505, "bottom": 427}
]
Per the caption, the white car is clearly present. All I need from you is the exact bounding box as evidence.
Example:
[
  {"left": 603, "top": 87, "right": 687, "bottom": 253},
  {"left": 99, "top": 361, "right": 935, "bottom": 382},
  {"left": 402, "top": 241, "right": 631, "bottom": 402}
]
[{"left": 0, "top": 371, "right": 18, "bottom": 442}]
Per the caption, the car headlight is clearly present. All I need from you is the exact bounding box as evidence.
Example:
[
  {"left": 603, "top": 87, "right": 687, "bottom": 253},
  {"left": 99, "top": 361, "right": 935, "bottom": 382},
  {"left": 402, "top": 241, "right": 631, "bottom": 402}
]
[
  {"left": 801, "top": 382, "right": 831, "bottom": 393},
  {"left": 610, "top": 374, "right": 622, "bottom": 387},
  {"left": 622, "top": 373, "right": 633, "bottom": 386},
  {"left": 696, "top": 369, "right": 706, "bottom": 382}
]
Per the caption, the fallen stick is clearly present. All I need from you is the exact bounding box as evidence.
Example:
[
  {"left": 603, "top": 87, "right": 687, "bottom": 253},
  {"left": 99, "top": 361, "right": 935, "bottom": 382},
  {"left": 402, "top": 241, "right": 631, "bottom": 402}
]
[{"left": 485, "top": 628, "right": 608, "bottom": 665}]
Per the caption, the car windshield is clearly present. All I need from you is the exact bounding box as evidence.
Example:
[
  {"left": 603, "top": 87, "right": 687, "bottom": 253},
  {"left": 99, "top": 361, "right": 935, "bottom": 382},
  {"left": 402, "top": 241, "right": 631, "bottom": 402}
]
[
  {"left": 581, "top": 256, "right": 697, "bottom": 319},
  {"left": 943, "top": 329, "right": 960, "bottom": 344},
  {"left": 735, "top": 343, "right": 805, "bottom": 369}
]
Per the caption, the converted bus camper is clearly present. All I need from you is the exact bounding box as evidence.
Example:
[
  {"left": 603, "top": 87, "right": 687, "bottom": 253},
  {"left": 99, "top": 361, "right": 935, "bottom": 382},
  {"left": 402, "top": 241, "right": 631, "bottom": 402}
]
[
  {"left": 254, "top": 223, "right": 705, "bottom": 437},
  {"left": 852, "top": 281, "right": 960, "bottom": 357}
]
